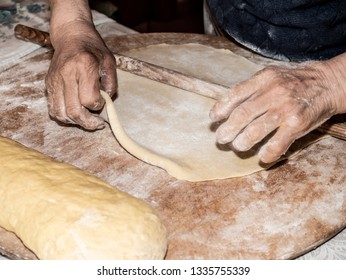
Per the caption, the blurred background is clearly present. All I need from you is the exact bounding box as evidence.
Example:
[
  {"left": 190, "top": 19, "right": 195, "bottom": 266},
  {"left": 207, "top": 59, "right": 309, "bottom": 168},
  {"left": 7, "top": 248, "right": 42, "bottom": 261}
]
[{"left": 89, "top": 0, "right": 205, "bottom": 33}]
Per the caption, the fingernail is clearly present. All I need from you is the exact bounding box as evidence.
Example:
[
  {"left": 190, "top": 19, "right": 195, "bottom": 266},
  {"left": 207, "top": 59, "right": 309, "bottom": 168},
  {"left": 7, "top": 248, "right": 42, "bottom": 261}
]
[
  {"left": 93, "top": 120, "right": 106, "bottom": 130},
  {"left": 216, "top": 129, "right": 231, "bottom": 144},
  {"left": 99, "top": 68, "right": 106, "bottom": 77},
  {"left": 93, "top": 98, "right": 105, "bottom": 111},
  {"left": 97, "top": 122, "right": 106, "bottom": 130},
  {"left": 258, "top": 146, "right": 281, "bottom": 164},
  {"left": 209, "top": 105, "right": 221, "bottom": 121},
  {"left": 209, "top": 110, "right": 216, "bottom": 121}
]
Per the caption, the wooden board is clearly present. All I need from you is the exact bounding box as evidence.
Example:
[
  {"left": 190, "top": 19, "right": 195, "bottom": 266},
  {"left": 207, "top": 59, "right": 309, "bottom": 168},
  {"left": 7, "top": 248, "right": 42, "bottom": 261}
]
[{"left": 1, "top": 33, "right": 346, "bottom": 259}]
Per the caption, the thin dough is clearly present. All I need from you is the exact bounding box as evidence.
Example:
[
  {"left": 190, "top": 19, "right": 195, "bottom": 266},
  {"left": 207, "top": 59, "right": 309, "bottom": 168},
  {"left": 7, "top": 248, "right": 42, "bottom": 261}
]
[
  {"left": 102, "top": 72, "right": 265, "bottom": 181},
  {"left": 103, "top": 44, "right": 324, "bottom": 181},
  {"left": 101, "top": 44, "right": 266, "bottom": 181},
  {"left": 125, "top": 43, "right": 264, "bottom": 87}
]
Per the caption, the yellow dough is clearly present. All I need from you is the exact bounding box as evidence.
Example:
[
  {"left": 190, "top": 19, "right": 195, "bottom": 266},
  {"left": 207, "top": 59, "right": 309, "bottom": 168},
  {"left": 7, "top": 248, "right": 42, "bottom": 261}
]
[{"left": 0, "top": 136, "right": 167, "bottom": 260}]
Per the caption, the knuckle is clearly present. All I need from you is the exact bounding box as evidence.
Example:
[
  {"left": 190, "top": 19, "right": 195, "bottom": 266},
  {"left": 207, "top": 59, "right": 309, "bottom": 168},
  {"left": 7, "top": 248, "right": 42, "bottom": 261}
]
[
  {"left": 242, "top": 128, "right": 256, "bottom": 143},
  {"left": 60, "top": 53, "right": 97, "bottom": 74},
  {"left": 256, "top": 65, "right": 280, "bottom": 79},
  {"left": 80, "top": 90, "right": 98, "bottom": 102},
  {"left": 234, "top": 105, "right": 252, "bottom": 119},
  {"left": 268, "top": 112, "right": 280, "bottom": 124},
  {"left": 55, "top": 115, "right": 71, "bottom": 124},
  {"left": 65, "top": 105, "right": 81, "bottom": 120},
  {"left": 233, "top": 130, "right": 255, "bottom": 151},
  {"left": 260, "top": 141, "right": 285, "bottom": 162},
  {"left": 78, "top": 52, "right": 98, "bottom": 68},
  {"left": 49, "top": 105, "right": 72, "bottom": 124},
  {"left": 46, "top": 96, "right": 61, "bottom": 118},
  {"left": 77, "top": 51, "right": 96, "bottom": 62},
  {"left": 84, "top": 97, "right": 103, "bottom": 111},
  {"left": 59, "top": 62, "right": 74, "bottom": 76},
  {"left": 256, "top": 66, "right": 292, "bottom": 90},
  {"left": 48, "top": 109, "right": 56, "bottom": 119},
  {"left": 104, "top": 53, "right": 117, "bottom": 67},
  {"left": 47, "top": 101, "right": 55, "bottom": 115},
  {"left": 285, "top": 114, "right": 307, "bottom": 130}
]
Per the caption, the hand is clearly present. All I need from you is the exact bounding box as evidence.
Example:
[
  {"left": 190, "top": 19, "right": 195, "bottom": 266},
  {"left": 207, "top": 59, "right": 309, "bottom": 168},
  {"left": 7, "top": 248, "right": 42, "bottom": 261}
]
[
  {"left": 45, "top": 20, "right": 117, "bottom": 130},
  {"left": 210, "top": 57, "right": 346, "bottom": 163}
]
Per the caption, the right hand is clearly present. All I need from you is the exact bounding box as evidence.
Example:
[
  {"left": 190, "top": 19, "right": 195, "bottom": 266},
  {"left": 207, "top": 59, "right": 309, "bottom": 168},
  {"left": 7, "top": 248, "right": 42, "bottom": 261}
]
[{"left": 210, "top": 55, "right": 346, "bottom": 163}]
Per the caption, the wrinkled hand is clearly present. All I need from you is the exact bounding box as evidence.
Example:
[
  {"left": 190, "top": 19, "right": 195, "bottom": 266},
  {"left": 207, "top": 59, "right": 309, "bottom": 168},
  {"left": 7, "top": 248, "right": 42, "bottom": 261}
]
[
  {"left": 45, "top": 21, "right": 117, "bottom": 130},
  {"left": 210, "top": 59, "right": 346, "bottom": 163}
]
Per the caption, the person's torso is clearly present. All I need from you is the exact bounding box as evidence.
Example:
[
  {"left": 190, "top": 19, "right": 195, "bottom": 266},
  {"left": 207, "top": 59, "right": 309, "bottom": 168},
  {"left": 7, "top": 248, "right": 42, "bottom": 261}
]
[{"left": 207, "top": 0, "right": 346, "bottom": 61}]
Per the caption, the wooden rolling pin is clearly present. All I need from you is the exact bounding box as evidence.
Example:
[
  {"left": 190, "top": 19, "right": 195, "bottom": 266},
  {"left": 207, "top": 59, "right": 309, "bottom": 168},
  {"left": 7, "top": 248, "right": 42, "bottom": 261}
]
[
  {"left": 14, "top": 24, "right": 346, "bottom": 141},
  {"left": 318, "top": 117, "right": 346, "bottom": 141},
  {"left": 14, "top": 24, "right": 228, "bottom": 99}
]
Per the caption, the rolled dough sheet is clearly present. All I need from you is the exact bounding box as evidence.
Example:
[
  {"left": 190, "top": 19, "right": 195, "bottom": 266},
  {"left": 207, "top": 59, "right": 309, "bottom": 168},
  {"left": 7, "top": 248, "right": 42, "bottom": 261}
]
[
  {"left": 104, "top": 44, "right": 325, "bottom": 181},
  {"left": 125, "top": 43, "right": 264, "bottom": 88}
]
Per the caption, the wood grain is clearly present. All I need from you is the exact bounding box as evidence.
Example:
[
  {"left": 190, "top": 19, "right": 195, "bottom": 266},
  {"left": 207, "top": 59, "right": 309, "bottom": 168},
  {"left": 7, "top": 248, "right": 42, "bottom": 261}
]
[
  {"left": 14, "top": 24, "right": 51, "bottom": 48},
  {"left": 15, "top": 25, "right": 346, "bottom": 139},
  {"left": 1, "top": 33, "right": 346, "bottom": 259},
  {"left": 14, "top": 24, "right": 228, "bottom": 99}
]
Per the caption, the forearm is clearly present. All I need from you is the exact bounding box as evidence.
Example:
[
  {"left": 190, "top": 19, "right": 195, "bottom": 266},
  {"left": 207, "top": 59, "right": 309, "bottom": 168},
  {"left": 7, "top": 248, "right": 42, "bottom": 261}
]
[
  {"left": 320, "top": 52, "right": 346, "bottom": 114},
  {"left": 49, "top": 0, "right": 93, "bottom": 46},
  {"left": 46, "top": 0, "right": 117, "bottom": 131}
]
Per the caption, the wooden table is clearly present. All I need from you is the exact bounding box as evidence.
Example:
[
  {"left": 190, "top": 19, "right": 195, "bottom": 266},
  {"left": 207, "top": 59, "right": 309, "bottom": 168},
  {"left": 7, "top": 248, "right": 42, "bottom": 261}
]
[{"left": 1, "top": 33, "right": 346, "bottom": 259}]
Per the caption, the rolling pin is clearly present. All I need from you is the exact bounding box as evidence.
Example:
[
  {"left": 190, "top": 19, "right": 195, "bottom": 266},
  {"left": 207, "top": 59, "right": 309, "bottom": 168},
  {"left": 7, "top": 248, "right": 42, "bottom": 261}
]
[
  {"left": 14, "top": 24, "right": 228, "bottom": 100},
  {"left": 14, "top": 24, "right": 346, "bottom": 141}
]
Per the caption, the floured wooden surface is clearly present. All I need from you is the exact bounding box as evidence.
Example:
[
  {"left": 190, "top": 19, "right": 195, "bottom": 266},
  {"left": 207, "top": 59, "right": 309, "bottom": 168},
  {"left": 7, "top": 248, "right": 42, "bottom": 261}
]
[{"left": 1, "top": 33, "right": 346, "bottom": 259}]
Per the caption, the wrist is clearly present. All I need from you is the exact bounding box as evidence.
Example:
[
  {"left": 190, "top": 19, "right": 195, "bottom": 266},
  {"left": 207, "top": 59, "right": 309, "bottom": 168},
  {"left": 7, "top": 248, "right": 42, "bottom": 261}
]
[
  {"left": 318, "top": 53, "right": 346, "bottom": 114},
  {"left": 49, "top": 0, "right": 93, "bottom": 46}
]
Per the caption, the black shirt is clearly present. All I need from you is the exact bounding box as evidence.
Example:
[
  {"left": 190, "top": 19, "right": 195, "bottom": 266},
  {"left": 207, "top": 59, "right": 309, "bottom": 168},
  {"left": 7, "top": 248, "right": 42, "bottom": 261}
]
[{"left": 207, "top": 0, "right": 346, "bottom": 61}]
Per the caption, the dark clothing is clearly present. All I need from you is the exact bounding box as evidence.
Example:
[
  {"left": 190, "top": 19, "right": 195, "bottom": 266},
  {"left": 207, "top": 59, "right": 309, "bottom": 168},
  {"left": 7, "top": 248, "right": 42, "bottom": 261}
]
[{"left": 206, "top": 0, "right": 346, "bottom": 61}]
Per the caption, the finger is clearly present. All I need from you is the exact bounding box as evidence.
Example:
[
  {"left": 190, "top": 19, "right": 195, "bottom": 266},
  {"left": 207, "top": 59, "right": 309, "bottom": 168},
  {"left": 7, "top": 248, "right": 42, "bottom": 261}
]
[
  {"left": 78, "top": 63, "right": 104, "bottom": 111},
  {"left": 215, "top": 95, "right": 269, "bottom": 144},
  {"left": 210, "top": 68, "right": 271, "bottom": 122},
  {"left": 100, "top": 55, "right": 118, "bottom": 97},
  {"left": 258, "top": 127, "right": 298, "bottom": 163},
  {"left": 210, "top": 84, "right": 253, "bottom": 122},
  {"left": 64, "top": 74, "right": 105, "bottom": 130},
  {"left": 46, "top": 81, "right": 72, "bottom": 124},
  {"left": 232, "top": 113, "right": 280, "bottom": 151},
  {"left": 46, "top": 86, "right": 57, "bottom": 118}
]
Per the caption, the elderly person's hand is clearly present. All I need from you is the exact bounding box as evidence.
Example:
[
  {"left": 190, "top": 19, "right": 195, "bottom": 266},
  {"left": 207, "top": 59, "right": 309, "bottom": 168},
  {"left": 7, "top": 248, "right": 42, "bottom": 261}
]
[
  {"left": 210, "top": 53, "right": 346, "bottom": 163},
  {"left": 46, "top": 0, "right": 117, "bottom": 130}
]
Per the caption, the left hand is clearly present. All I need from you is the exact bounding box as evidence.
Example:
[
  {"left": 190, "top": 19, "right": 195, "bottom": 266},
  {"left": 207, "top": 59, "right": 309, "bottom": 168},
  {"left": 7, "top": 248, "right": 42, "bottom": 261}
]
[
  {"left": 45, "top": 20, "right": 117, "bottom": 130},
  {"left": 209, "top": 58, "right": 346, "bottom": 163}
]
